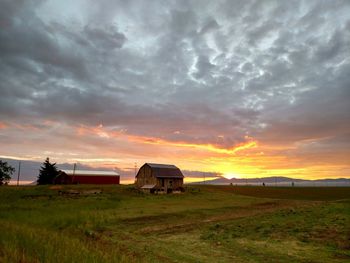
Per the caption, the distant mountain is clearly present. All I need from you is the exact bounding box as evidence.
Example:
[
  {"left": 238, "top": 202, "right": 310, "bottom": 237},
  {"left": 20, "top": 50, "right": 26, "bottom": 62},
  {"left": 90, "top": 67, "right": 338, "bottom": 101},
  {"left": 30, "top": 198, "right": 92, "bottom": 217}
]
[
  {"left": 194, "top": 176, "right": 350, "bottom": 186},
  {"left": 208, "top": 176, "right": 305, "bottom": 184}
]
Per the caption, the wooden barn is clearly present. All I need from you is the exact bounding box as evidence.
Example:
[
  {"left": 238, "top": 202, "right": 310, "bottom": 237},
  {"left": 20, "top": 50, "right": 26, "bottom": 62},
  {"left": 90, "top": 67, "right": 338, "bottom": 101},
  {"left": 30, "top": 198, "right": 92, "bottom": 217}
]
[
  {"left": 135, "top": 163, "right": 184, "bottom": 193},
  {"left": 55, "top": 170, "right": 120, "bottom": 185}
]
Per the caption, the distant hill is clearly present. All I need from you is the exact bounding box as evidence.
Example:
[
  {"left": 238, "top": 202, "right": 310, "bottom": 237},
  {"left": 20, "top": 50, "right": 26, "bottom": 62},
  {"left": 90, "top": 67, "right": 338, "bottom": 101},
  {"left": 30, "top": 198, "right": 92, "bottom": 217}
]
[{"left": 193, "top": 176, "right": 350, "bottom": 186}]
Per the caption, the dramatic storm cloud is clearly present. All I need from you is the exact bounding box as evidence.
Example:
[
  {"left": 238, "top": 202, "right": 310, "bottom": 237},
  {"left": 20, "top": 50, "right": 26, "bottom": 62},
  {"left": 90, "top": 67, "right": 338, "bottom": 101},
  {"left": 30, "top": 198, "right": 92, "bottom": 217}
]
[{"left": 1, "top": 0, "right": 349, "bottom": 180}]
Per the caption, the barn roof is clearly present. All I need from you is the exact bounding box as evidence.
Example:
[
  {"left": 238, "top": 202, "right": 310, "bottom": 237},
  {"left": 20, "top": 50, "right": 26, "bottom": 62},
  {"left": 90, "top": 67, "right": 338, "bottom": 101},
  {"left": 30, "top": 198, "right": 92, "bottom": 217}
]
[
  {"left": 61, "top": 170, "right": 120, "bottom": 177},
  {"left": 145, "top": 163, "right": 184, "bottom": 178},
  {"left": 146, "top": 163, "right": 178, "bottom": 169}
]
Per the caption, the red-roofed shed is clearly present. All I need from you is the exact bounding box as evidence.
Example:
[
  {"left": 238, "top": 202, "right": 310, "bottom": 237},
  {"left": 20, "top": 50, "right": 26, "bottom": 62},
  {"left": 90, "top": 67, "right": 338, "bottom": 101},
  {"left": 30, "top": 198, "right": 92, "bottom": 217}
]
[{"left": 55, "top": 170, "right": 120, "bottom": 185}]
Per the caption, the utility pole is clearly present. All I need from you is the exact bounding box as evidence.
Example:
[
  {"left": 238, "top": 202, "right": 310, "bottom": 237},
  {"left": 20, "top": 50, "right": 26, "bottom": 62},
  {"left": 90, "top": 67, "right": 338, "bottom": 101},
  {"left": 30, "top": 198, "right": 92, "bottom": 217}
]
[
  {"left": 203, "top": 173, "right": 206, "bottom": 185},
  {"left": 72, "top": 163, "right": 76, "bottom": 184},
  {"left": 16, "top": 161, "right": 21, "bottom": 186},
  {"left": 134, "top": 162, "right": 137, "bottom": 177}
]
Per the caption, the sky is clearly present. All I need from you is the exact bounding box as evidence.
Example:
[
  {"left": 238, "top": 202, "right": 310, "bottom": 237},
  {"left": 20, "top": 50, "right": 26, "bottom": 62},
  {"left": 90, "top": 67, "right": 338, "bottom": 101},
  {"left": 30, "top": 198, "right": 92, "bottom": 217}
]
[{"left": 0, "top": 0, "right": 350, "bottom": 182}]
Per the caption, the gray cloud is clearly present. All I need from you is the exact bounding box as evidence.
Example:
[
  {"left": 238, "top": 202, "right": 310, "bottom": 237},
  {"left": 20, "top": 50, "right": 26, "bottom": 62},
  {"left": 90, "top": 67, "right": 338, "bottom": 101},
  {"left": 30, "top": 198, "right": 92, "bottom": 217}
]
[
  {"left": 0, "top": 0, "right": 350, "bottom": 158},
  {"left": 84, "top": 24, "right": 126, "bottom": 50}
]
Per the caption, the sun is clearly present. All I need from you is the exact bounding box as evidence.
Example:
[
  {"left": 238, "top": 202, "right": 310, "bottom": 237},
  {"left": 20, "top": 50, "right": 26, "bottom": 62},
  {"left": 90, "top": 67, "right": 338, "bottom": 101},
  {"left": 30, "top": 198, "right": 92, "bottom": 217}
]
[{"left": 222, "top": 172, "right": 240, "bottom": 179}]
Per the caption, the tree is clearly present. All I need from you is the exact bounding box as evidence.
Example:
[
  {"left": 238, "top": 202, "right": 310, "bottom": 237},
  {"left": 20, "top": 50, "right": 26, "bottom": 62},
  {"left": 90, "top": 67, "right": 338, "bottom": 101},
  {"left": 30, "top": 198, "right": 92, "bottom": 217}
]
[
  {"left": 37, "top": 158, "right": 59, "bottom": 185},
  {"left": 0, "top": 160, "right": 15, "bottom": 185}
]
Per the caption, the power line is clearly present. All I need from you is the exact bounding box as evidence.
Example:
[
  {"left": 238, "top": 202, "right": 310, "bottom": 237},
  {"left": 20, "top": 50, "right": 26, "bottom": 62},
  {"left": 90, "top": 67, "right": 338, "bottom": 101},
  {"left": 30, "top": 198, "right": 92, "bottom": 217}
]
[{"left": 16, "top": 161, "right": 21, "bottom": 186}]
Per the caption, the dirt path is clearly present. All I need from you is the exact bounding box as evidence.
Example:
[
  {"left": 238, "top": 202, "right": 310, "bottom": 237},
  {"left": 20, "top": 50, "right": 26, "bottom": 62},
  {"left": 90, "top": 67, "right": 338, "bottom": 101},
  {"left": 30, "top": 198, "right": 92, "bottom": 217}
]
[{"left": 134, "top": 200, "right": 320, "bottom": 235}]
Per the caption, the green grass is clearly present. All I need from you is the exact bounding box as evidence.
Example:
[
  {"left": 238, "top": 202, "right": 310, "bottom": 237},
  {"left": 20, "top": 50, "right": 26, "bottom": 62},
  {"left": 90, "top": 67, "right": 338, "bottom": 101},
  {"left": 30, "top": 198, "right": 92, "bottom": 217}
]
[
  {"left": 201, "top": 185, "right": 350, "bottom": 200},
  {"left": 0, "top": 185, "right": 349, "bottom": 262}
]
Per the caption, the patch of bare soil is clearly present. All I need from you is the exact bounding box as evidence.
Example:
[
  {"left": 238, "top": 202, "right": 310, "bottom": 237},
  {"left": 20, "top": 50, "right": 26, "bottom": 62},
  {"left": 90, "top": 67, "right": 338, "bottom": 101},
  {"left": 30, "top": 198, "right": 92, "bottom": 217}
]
[
  {"left": 58, "top": 189, "right": 102, "bottom": 195},
  {"left": 49, "top": 185, "right": 63, "bottom": 190}
]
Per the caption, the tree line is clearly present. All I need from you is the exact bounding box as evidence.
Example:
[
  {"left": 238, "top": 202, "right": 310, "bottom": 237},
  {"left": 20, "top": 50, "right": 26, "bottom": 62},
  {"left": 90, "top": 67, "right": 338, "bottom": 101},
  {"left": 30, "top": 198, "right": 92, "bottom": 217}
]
[{"left": 0, "top": 158, "right": 60, "bottom": 185}]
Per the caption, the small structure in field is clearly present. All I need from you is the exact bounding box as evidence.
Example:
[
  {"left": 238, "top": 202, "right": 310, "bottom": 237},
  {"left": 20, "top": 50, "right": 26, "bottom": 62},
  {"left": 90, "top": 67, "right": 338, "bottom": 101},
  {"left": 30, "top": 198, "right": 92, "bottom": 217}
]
[
  {"left": 135, "top": 163, "right": 184, "bottom": 193},
  {"left": 55, "top": 170, "right": 120, "bottom": 185}
]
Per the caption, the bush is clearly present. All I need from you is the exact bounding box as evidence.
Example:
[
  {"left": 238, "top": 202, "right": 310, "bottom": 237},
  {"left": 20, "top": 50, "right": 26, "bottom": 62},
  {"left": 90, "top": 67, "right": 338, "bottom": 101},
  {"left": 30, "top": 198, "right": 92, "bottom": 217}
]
[{"left": 0, "top": 160, "right": 15, "bottom": 185}]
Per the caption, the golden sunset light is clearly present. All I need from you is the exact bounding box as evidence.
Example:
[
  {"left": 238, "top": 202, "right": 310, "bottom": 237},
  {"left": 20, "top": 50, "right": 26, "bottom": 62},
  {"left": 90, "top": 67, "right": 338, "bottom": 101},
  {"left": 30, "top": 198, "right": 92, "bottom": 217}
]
[
  {"left": 1, "top": 117, "right": 349, "bottom": 182},
  {"left": 222, "top": 173, "right": 241, "bottom": 180}
]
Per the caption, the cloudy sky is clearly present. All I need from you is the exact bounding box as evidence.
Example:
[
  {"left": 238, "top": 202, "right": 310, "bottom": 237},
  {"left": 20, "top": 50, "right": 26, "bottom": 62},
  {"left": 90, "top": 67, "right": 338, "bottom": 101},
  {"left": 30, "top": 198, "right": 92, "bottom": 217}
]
[{"left": 1, "top": 0, "right": 349, "bottom": 181}]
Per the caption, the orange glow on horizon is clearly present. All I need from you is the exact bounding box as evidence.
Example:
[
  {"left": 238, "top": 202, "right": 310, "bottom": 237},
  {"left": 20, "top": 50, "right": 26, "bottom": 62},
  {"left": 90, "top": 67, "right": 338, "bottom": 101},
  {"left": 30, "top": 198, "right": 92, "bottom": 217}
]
[
  {"left": 3, "top": 123, "right": 348, "bottom": 181},
  {"left": 184, "top": 176, "right": 220, "bottom": 183},
  {"left": 75, "top": 124, "right": 258, "bottom": 155},
  {"left": 69, "top": 124, "right": 350, "bottom": 180}
]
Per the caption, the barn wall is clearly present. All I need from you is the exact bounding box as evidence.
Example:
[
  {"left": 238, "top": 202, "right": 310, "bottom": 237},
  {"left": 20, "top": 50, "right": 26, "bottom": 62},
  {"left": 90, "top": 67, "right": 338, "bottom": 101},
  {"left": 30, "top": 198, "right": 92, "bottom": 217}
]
[
  {"left": 136, "top": 165, "right": 156, "bottom": 187},
  {"left": 72, "top": 176, "right": 120, "bottom": 184},
  {"left": 156, "top": 178, "right": 183, "bottom": 190},
  {"left": 173, "top": 178, "right": 183, "bottom": 188}
]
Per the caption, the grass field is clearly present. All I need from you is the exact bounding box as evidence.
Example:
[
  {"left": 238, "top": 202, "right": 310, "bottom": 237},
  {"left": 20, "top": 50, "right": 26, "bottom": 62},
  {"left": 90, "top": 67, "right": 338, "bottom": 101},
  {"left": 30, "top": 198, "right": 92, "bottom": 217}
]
[{"left": 0, "top": 185, "right": 349, "bottom": 263}]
